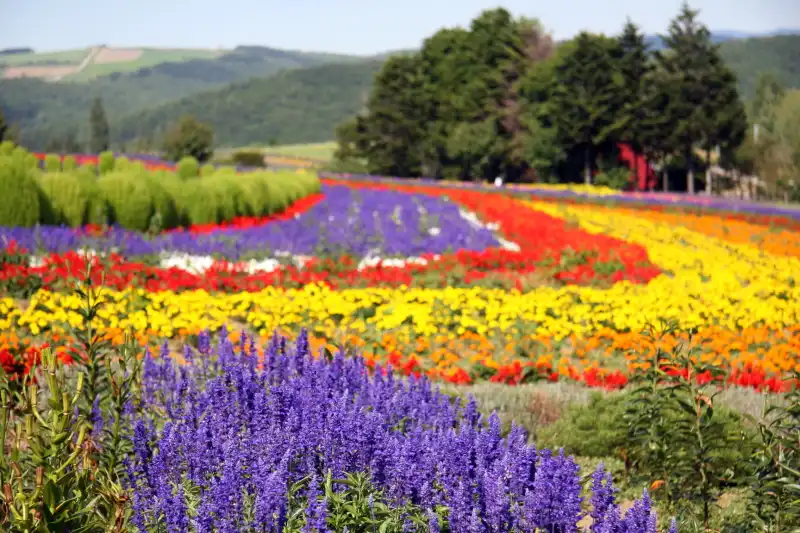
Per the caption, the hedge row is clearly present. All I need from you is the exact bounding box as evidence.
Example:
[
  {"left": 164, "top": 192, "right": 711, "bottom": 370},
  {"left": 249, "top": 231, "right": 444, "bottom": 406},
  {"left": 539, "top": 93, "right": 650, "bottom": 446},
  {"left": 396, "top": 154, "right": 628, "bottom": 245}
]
[{"left": 0, "top": 144, "right": 321, "bottom": 231}]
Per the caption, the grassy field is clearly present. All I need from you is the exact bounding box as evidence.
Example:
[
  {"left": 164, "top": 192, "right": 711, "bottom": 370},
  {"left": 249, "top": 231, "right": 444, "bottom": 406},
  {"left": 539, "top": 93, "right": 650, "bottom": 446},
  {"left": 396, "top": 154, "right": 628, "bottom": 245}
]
[
  {"left": 0, "top": 48, "right": 89, "bottom": 66},
  {"left": 67, "top": 48, "right": 225, "bottom": 80},
  {"left": 1, "top": 47, "right": 227, "bottom": 80},
  {"left": 262, "top": 141, "right": 337, "bottom": 162}
]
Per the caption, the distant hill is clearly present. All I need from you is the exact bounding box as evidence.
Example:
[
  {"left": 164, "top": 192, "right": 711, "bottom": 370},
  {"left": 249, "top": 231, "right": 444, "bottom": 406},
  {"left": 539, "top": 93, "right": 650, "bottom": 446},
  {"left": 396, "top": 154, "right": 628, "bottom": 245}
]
[
  {"left": 642, "top": 28, "right": 799, "bottom": 50},
  {"left": 0, "top": 45, "right": 363, "bottom": 81},
  {"left": 718, "top": 35, "right": 800, "bottom": 97},
  {"left": 1, "top": 33, "right": 798, "bottom": 148},
  {"left": 112, "top": 60, "right": 383, "bottom": 147},
  {"left": 0, "top": 46, "right": 366, "bottom": 147}
]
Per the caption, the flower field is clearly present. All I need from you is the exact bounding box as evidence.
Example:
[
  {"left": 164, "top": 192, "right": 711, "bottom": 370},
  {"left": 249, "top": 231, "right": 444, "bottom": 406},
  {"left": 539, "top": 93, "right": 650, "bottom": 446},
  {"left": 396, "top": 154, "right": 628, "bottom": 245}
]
[{"left": 2, "top": 150, "right": 799, "bottom": 393}]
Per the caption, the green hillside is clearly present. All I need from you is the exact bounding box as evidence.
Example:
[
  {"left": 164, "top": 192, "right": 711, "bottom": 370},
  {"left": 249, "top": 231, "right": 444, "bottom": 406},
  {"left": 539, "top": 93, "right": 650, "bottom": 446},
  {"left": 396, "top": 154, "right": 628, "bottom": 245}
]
[
  {"left": 69, "top": 48, "right": 225, "bottom": 80},
  {"left": 0, "top": 48, "right": 89, "bottom": 66},
  {"left": 113, "top": 60, "right": 383, "bottom": 147},
  {"left": 719, "top": 35, "right": 800, "bottom": 97},
  {"left": 0, "top": 35, "right": 797, "bottom": 149},
  {"left": 0, "top": 46, "right": 366, "bottom": 147}
]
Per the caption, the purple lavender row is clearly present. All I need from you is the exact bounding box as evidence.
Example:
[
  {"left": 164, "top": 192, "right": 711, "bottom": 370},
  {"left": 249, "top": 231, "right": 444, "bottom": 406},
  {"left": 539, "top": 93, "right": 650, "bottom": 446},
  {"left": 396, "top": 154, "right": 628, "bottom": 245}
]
[
  {"left": 126, "top": 329, "right": 673, "bottom": 532},
  {"left": 322, "top": 172, "right": 800, "bottom": 220},
  {"left": 0, "top": 184, "right": 499, "bottom": 260}
]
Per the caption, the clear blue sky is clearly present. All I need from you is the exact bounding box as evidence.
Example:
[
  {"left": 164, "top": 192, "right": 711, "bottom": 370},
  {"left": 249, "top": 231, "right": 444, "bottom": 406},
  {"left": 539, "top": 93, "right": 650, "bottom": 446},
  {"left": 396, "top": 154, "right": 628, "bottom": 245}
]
[{"left": 0, "top": 0, "right": 797, "bottom": 55}]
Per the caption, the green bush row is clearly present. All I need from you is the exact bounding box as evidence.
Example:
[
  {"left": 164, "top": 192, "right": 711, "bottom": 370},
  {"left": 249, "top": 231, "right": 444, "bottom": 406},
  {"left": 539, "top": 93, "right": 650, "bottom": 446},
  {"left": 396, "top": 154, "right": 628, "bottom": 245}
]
[{"left": 0, "top": 146, "right": 321, "bottom": 231}]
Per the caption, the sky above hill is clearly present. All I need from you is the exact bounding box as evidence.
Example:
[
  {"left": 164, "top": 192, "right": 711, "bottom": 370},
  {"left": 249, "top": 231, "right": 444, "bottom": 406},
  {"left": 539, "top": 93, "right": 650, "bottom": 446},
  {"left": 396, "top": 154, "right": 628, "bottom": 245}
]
[{"left": 0, "top": 0, "right": 797, "bottom": 55}]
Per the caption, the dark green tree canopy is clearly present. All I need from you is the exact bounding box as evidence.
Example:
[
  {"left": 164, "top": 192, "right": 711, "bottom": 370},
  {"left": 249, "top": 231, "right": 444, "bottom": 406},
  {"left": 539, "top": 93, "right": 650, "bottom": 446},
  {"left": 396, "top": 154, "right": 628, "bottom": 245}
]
[
  {"left": 89, "top": 96, "right": 110, "bottom": 153},
  {"left": 335, "top": 3, "right": 747, "bottom": 191},
  {"left": 162, "top": 115, "right": 214, "bottom": 162}
]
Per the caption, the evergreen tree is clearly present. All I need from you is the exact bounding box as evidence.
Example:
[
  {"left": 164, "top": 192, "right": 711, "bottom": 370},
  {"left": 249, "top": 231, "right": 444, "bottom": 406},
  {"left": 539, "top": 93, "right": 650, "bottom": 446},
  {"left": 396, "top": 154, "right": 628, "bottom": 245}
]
[
  {"left": 638, "top": 68, "right": 679, "bottom": 191},
  {"left": 550, "top": 32, "right": 626, "bottom": 184},
  {"left": 89, "top": 97, "right": 110, "bottom": 153},
  {"left": 699, "top": 55, "right": 748, "bottom": 193},
  {"left": 616, "top": 19, "right": 653, "bottom": 188},
  {"left": 657, "top": 2, "right": 723, "bottom": 194},
  {"left": 352, "top": 55, "right": 428, "bottom": 177}
]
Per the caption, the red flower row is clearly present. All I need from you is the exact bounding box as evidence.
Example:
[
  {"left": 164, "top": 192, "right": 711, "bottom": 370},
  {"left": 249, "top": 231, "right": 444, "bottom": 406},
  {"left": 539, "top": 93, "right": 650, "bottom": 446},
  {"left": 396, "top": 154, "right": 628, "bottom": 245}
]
[
  {"left": 326, "top": 180, "right": 662, "bottom": 285},
  {"left": 1, "top": 180, "right": 661, "bottom": 291},
  {"left": 369, "top": 352, "right": 795, "bottom": 393}
]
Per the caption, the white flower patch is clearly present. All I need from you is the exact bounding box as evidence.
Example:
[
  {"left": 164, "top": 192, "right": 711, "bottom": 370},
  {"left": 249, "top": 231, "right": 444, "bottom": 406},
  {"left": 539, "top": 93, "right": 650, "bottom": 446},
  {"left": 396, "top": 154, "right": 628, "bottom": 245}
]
[
  {"left": 457, "top": 209, "right": 520, "bottom": 252},
  {"left": 26, "top": 209, "right": 519, "bottom": 276},
  {"left": 158, "top": 252, "right": 312, "bottom": 275}
]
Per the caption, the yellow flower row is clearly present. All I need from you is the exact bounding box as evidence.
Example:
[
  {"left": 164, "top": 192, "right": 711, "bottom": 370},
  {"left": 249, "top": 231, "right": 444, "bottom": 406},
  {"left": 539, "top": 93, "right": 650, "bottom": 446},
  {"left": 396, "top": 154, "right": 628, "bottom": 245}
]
[
  {"left": 508, "top": 183, "right": 619, "bottom": 196},
  {"left": 2, "top": 196, "right": 799, "bottom": 379},
  {"left": 3, "top": 200, "right": 798, "bottom": 343},
  {"left": 525, "top": 200, "right": 800, "bottom": 332}
]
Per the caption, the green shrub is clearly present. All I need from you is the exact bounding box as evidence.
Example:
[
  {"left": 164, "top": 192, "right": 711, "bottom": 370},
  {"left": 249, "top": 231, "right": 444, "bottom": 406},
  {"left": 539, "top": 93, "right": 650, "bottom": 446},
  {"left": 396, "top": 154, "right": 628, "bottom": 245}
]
[
  {"left": 207, "top": 179, "right": 237, "bottom": 221},
  {"left": 206, "top": 173, "right": 252, "bottom": 217},
  {"left": 201, "top": 163, "right": 216, "bottom": 176},
  {"left": 536, "top": 392, "right": 628, "bottom": 458},
  {"left": 594, "top": 167, "right": 631, "bottom": 190},
  {"left": 97, "top": 171, "right": 156, "bottom": 231},
  {"left": 44, "top": 153, "right": 61, "bottom": 172},
  {"left": 98, "top": 151, "right": 115, "bottom": 174},
  {"left": 236, "top": 173, "right": 271, "bottom": 216},
  {"left": 183, "top": 180, "right": 221, "bottom": 225},
  {"left": 177, "top": 156, "right": 199, "bottom": 179},
  {"left": 0, "top": 140, "right": 14, "bottom": 156},
  {"left": 158, "top": 173, "right": 189, "bottom": 226},
  {"left": 0, "top": 155, "right": 44, "bottom": 227},
  {"left": 75, "top": 169, "right": 109, "bottom": 225},
  {"left": 37, "top": 171, "right": 103, "bottom": 227},
  {"left": 536, "top": 390, "right": 756, "bottom": 483},
  {"left": 24, "top": 153, "right": 39, "bottom": 169},
  {"left": 141, "top": 171, "right": 180, "bottom": 230},
  {"left": 83, "top": 162, "right": 97, "bottom": 175},
  {"left": 62, "top": 155, "right": 78, "bottom": 171},
  {"left": 231, "top": 150, "right": 266, "bottom": 168},
  {"left": 114, "top": 156, "right": 131, "bottom": 171}
]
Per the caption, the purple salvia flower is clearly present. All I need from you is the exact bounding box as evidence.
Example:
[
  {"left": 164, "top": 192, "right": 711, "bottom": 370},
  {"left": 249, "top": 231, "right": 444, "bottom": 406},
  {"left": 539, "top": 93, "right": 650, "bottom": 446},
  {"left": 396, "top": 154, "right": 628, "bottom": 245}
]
[
  {"left": 523, "top": 449, "right": 583, "bottom": 532},
  {"left": 595, "top": 505, "right": 622, "bottom": 533},
  {"left": 668, "top": 518, "right": 678, "bottom": 533},
  {"left": 90, "top": 395, "right": 104, "bottom": 442},
  {"left": 427, "top": 509, "right": 440, "bottom": 533},
  {"left": 469, "top": 508, "right": 485, "bottom": 533},
  {"left": 197, "top": 330, "right": 211, "bottom": 356},
  {"left": 622, "top": 490, "right": 654, "bottom": 533},
  {"left": 125, "top": 332, "right": 654, "bottom": 532},
  {"left": 591, "top": 462, "right": 617, "bottom": 531},
  {"left": 182, "top": 344, "right": 194, "bottom": 365},
  {"left": 303, "top": 474, "right": 327, "bottom": 533}
]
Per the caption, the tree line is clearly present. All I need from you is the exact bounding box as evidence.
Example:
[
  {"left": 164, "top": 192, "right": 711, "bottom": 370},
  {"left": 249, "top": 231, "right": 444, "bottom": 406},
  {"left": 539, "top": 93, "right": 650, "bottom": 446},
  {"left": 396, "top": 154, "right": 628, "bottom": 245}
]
[{"left": 333, "top": 2, "right": 748, "bottom": 193}]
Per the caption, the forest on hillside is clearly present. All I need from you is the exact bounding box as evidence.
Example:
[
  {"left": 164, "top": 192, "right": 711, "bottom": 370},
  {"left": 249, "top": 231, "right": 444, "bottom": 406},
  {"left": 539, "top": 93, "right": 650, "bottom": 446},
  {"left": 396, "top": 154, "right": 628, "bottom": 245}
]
[{"left": 0, "top": 46, "right": 364, "bottom": 148}]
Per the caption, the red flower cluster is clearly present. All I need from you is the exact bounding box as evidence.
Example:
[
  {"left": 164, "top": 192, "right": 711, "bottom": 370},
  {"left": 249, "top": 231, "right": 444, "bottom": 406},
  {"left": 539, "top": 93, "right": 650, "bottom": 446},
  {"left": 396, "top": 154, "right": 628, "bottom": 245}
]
[
  {"left": 662, "top": 365, "right": 795, "bottom": 394},
  {"left": 1, "top": 179, "right": 662, "bottom": 292},
  {"left": 330, "top": 180, "right": 662, "bottom": 285}
]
